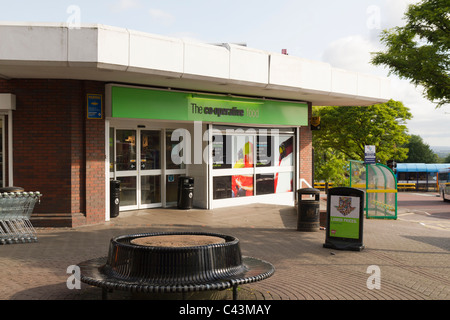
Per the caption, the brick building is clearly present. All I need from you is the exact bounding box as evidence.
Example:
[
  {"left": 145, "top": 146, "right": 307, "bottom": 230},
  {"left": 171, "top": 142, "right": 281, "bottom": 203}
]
[{"left": 0, "top": 23, "right": 390, "bottom": 227}]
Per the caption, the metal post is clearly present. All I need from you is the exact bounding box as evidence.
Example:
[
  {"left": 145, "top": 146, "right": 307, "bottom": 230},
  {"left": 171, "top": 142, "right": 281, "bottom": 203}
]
[
  {"left": 233, "top": 284, "right": 238, "bottom": 300},
  {"left": 102, "top": 288, "right": 108, "bottom": 300}
]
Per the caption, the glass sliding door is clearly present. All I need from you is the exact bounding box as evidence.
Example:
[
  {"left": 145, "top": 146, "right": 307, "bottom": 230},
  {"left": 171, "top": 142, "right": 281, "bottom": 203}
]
[
  {"left": 140, "top": 130, "right": 162, "bottom": 208},
  {"left": 115, "top": 129, "right": 138, "bottom": 209},
  {"left": 110, "top": 126, "right": 187, "bottom": 210}
]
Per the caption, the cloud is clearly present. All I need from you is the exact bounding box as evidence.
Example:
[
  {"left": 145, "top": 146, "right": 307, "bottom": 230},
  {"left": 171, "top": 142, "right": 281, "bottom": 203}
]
[
  {"left": 390, "top": 78, "right": 450, "bottom": 145},
  {"left": 149, "top": 8, "right": 175, "bottom": 26},
  {"left": 381, "top": 0, "right": 419, "bottom": 29},
  {"left": 321, "top": 31, "right": 449, "bottom": 147},
  {"left": 321, "top": 35, "right": 384, "bottom": 75},
  {"left": 111, "top": 0, "right": 141, "bottom": 12}
]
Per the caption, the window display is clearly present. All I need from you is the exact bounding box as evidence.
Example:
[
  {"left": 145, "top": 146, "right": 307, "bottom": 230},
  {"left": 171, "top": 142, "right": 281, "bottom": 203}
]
[{"left": 212, "top": 126, "right": 295, "bottom": 200}]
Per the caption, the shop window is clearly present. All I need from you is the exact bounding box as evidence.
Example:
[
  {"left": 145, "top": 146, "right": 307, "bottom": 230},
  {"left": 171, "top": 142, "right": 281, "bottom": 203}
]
[
  {"left": 231, "top": 134, "right": 254, "bottom": 169},
  {"left": 213, "top": 176, "right": 232, "bottom": 199},
  {"left": 166, "top": 130, "right": 186, "bottom": 170},
  {"left": 256, "top": 172, "right": 293, "bottom": 195},
  {"left": 256, "top": 135, "right": 273, "bottom": 167},
  {"left": 256, "top": 174, "right": 273, "bottom": 195},
  {"left": 232, "top": 174, "right": 254, "bottom": 197},
  {"left": 275, "top": 172, "right": 293, "bottom": 193},
  {"left": 213, "top": 175, "right": 254, "bottom": 199},
  {"left": 141, "top": 175, "right": 161, "bottom": 204},
  {"left": 211, "top": 126, "right": 295, "bottom": 202},
  {"left": 212, "top": 134, "right": 231, "bottom": 169},
  {"left": 278, "top": 135, "right": 294, "bottom": 167},
  {"left": 116, "top": 130, "right": 136, "bottom": 171},
  {"left": 140, "top": 130, "right": 160, "bottom": 170},
  {"left": 118, "top": 176, "right": 137, "bottom": 206}
]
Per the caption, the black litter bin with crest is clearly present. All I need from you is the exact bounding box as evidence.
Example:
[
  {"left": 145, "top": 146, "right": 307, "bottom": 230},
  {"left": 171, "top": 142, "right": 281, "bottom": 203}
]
[
  {"left": 110, "top": 180, "right": 121, "bottom": 218},
  {"left": 178, "top": 177, "right": 194, "bottom": 209},
  {"left": 297, "top": 188, "right": 321, "bottom": 232}
]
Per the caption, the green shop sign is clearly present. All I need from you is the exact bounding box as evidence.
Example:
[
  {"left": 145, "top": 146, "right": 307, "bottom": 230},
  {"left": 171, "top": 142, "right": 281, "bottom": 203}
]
[{"left": 110, "top": 86, "right": 308, "bottom": 126}]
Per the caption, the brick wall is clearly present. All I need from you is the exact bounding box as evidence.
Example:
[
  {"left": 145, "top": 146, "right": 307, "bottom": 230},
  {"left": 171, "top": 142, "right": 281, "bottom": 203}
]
[
  {"left": 0, "top": 79, "right": 105, "bottom": 227},
  {"left": 83, "top": 81, "right": 106, "bottom": 225},
  {"left": 299, "top": 102, "right": 313, "bottom": 188}
]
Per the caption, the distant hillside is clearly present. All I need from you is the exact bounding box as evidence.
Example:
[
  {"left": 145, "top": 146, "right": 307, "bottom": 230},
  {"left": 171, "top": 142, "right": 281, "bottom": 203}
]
[{"left": 431, "top": 146, "right": 450, "bottom": 158}]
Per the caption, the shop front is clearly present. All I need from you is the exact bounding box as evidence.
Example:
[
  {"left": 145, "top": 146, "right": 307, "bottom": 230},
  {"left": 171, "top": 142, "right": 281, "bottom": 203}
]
[
  {"left": 106, "top": 85, "right": 309, "bottom": 211},
  {"left": 0, "top": 23, "right": 391, "bottom": 227}
]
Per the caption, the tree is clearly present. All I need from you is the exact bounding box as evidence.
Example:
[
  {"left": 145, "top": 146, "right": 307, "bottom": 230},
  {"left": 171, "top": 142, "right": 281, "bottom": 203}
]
[
  {"left": 403, "top": 134, "right": 439, "bottom": 163},
  {"left": 371, "top": 0, "right": 450, "bottom": 108},
  {"left": 313, "top": 100, "right": 412, "bottom": 167},
  {"left": 313, "top": 141, "right": 349, "bottom": 188},
  {"left": 444, "top": 153, "right": 450, "bottom": 163}
]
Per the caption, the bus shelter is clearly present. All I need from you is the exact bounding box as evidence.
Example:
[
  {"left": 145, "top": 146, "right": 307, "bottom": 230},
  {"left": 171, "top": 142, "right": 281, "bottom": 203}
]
[{"left": 349, "top": 160, "right": 397, "bottom": 219}]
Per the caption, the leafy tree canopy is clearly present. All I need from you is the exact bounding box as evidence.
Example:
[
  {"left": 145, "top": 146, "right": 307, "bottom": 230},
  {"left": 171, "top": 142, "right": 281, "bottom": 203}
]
[
  {"left": 313, "top": 100, "right": 412, "bottom": 169},
  {"left": 371, "top": 0, "right": 450, "bottom": 108},
  {"left": 403, "top": 134, "right": 439, "bottom": 163}
]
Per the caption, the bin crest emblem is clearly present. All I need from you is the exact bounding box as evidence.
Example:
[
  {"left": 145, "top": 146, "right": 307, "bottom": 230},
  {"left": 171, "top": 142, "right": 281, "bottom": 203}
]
[{"left": 335, "top": 196, "right": 356, "bottom": 216}]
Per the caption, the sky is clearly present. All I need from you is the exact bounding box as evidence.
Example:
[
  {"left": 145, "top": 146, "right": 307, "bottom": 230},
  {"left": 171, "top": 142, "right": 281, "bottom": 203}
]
[{"left": 1, "top": 0, "right": 449, "bottom": 147}]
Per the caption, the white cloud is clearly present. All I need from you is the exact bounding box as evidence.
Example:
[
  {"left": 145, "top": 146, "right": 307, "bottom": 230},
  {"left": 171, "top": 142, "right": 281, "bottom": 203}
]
[
  {"left": 149, "top": 8, "right": 175, "bottom": 26},
  {"left": 111, "top": 0, "right": 141, "bottom": 12},
  {"left": 321, "top": 31, "right": 450, "bottom": 147},
  {"left": 391, "top": 78, "right": 450, "bottom": 146},
  {"left": 321, "top": 35, "right": 384, "bottom": 75},
  {"left": 381, "top": 0, "right": 419, "bottom": 29}
]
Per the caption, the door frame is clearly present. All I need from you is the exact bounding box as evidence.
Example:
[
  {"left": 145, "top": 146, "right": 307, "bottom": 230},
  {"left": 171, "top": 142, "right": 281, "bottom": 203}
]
[{"left": 107, "top": 120, "right": 188, "bottom": 212}]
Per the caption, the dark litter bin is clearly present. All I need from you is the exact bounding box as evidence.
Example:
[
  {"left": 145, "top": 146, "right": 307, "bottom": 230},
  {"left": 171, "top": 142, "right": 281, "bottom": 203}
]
[
  {"left": 110, "top": 180, "right": 120, "bottom": 218},
  {"left": 297, "top": 188, "right": 321, "bottom": 232},
  {"left": 178, "top": 177, "right": 194, "bottom": 209}
]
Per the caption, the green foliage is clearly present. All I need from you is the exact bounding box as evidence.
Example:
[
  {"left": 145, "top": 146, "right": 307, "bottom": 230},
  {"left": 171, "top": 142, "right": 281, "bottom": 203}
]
[
  {"left": 313, "top": 146, "right": 349, "bottom": 187},
  {"left": 313, "top": 100, "right": 412, "bottom": 184},
  {"left": 371, "top": 0, "right": 450, "bottom": 108},
  {"left": 445, "top": 154, "right": 450, "bottom": 163},
  {"left": 403, "top": 134, "right": 439, "bottom": 163}
]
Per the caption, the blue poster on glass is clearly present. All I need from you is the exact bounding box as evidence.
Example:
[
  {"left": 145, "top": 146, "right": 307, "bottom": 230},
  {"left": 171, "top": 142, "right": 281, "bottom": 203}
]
[{"left": 87, "top": 94, "right": 103, "bottom": 119}]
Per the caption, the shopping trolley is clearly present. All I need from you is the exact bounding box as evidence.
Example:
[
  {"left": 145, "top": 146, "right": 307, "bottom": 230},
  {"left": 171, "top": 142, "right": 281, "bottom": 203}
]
[{"left": 0, "top": 192, "right": 41, "bottom": 244}]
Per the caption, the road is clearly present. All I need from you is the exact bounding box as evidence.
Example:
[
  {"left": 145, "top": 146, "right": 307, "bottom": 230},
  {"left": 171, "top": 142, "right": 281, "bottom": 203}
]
[{"left": 397, "top": 192, "right": 450, "bottom": 230}]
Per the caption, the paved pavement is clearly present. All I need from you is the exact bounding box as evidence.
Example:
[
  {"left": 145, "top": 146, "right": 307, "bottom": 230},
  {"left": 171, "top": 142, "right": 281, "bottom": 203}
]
[{"left": 0, "top": 192, "right": 449, "bottom": 301}]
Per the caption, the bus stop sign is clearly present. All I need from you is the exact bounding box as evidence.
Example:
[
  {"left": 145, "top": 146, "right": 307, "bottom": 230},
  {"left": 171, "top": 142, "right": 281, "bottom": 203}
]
[
  {"left": 323, "top": 187, "right": 365, "bottom": 251},
  {"left": 364, "top": 145, "right": 376, "bottom": 164}
]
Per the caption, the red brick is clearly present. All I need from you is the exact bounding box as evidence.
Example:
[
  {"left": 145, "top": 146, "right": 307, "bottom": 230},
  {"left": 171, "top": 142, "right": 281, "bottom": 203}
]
[{"left": 0, "top": 79, "right": 105, "bottom": 227}]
